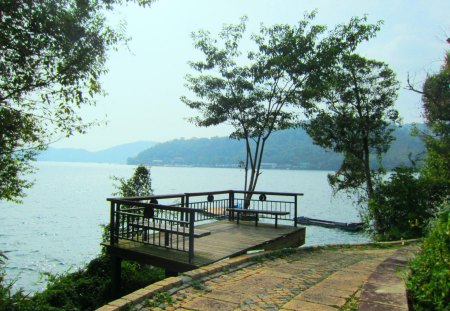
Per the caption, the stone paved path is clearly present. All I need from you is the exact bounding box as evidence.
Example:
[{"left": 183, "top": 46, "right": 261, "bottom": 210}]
[{"left": 131, "top": 244, "right": 417, "bottom": 311}]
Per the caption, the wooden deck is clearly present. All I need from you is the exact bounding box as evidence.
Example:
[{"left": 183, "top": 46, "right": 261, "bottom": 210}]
[{"left": 104, "top": 220, "right": 305, "bottom": 273}]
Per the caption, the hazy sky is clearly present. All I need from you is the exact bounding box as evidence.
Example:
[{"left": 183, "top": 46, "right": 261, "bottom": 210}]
[{"left": 53, "top": 0, "right": 450, "bottom": 151}]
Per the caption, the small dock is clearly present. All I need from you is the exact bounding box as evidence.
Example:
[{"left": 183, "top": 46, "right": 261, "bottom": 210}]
[
  {"left": 104, "top": 220, "right": 305, "bottom": 271},
  {"left": 104, "top": 190, "right": 305, "bottom": 296}
]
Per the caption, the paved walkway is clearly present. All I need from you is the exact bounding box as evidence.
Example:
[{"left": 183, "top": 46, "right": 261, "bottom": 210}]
[{"left": 99, "top": 243, "right": 418, "bottom": 311}]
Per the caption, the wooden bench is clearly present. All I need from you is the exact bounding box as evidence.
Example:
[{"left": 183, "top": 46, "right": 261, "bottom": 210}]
[
  {"left": 129, "top": 220, "right": 211, "bottom": 247},
  {"left": 129, "top": 222, "right": 211, "bottom": 238},
  {"left": 226, "top": 208, "right": 289, "bottom": 228}
]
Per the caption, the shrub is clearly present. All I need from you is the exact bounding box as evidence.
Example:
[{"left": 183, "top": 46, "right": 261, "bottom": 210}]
[
  {"left": 367, "top": 166, "right": 444, "bottom": 241},
  {"left": 407, "top": 203, "right": 450, "bottom": 310},
  {"left": 32, "top": 255, "right": 164, "bottom": 310}
]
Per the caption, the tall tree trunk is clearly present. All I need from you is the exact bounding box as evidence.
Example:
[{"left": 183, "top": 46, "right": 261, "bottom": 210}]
[{"left": 362, "top": 135, "right": 374, "bottom": 200}]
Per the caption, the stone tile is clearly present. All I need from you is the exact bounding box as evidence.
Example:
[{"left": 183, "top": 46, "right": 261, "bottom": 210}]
[
  {"left": 107, "top": 298, "right": 130, "bottom": 308},
  {"left": 182, "top": 297, "right": 238, "bottom": 311},
  {"left": 157, "top": 276, "right": 183, "bottom": 287},
  {"left": 120, "top": 288, "right": 154, "bottom": 305},
  {"left": 318, "top": 277, "right": 364, "bottom": 290},
  {"left": 96, "top": 305, "right": 118, "bottom": 311},
  {"left": 312, "top": 286, "right": 356, "bottom": 299},
  {"left": 143, "top": 283, "right": 164, "bottom": 293},
  {"left": 360, "top": 282, "right": 408, "bottom": 307},
  {"left": 283, "top": 299, "right": 338, "bottom": 310},
  {"left": 299, "top": 291, "right": 347, "bottom": 307},
  {"left": 366, "top": 271, "right": 402, "bottom": 286},
  {"left": 205, "top": 289, "right": 260, "bottom": 304},
  {"left": 357, "top": 300, "right": 407, "bottom": 311}
]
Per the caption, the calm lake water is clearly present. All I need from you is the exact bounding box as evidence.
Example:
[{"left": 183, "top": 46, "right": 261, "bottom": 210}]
[{"left": 0, "top": 162, "right": 370, "bottom": 293}]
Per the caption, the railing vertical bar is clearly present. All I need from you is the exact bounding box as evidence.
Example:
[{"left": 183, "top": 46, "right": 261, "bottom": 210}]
[
  {"left": 180, "top": 196, "right": 185, "bottom": 223},
  {"left": 115, "top": 203, "right": 121, "bottom": 243},
  {"left": 188, "top": 211, "right": 194, "bottom": 263},
  {"left": 126, "top": 214, "right": 129, "bottom": 239},
  {"left": 183, "top": 223, "right": 186, "bottom": 251},
  {"left": 110, "top": 202, "right": 116, "bottom": 245}
]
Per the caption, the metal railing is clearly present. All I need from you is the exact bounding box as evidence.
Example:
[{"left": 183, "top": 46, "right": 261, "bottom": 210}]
[{"left": 107, "top": 190, "right": 303, "bottom": 263}]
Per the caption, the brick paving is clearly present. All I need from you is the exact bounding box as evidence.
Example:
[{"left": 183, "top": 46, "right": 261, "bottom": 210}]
[{"left": 125, "top": 244, "right": 417, "bottom": 311}]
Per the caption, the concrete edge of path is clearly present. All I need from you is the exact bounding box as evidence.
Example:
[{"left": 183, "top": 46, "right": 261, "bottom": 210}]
[
  {"left": 357, "top": 246, "right": 419, "bottom": 311},
  {"left": 96, "top": 240, "right": 420, "bottom": 311}
]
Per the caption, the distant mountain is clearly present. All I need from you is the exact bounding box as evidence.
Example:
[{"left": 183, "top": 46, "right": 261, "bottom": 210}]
[
  {"left": 128, "top": 125, "right": 425, "bottom": 170},
  {"left": 37, "top": 141, "right": 157, "bottom": 164}
]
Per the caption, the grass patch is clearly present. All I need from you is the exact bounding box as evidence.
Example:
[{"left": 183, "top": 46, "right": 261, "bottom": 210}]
[
  {"left": 339, "top": 288, "right": 362, "bottom": 311},
  {"left": 252, "top": 248, "right": 297, "bottom": 263},
  {"left": 189, "top": 279, "right": 206, "bottom": 291},
  {"left": 145, "top": 291, "right": 173, "bottom": 308}
]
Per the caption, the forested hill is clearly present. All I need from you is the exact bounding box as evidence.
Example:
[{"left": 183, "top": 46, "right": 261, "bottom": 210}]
[
  {"left": 128, "top": 125, "right": 425, "bottom": 170},
  {"left": 38, "top": 141, "right": 157, "bottom": 164}
]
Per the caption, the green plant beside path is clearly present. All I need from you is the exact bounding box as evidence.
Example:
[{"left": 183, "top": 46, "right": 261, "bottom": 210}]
[{"left": 407, "top": 203, "right": 450, "bottom": 310}]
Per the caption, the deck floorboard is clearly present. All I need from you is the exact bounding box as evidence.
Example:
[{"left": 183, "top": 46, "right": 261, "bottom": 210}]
[{"left": 105, "top": 220, "right": 305, "bottom": 271}]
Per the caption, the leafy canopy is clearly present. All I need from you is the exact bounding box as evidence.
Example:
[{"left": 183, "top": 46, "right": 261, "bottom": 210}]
[
  {"left": 304, "top": 54, "right": 400, "bottom": 203},
  {"left": 0, "top": 0, "right": 152, "bottom": 202},
  {"left": 182, "top": 12, "right": 382, "bottom": 195},
  {"left": 112, "top": 165, "right": 153, "bottom": 198}
]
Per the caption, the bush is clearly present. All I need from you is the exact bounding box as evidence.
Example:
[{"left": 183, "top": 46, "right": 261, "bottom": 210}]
[
  {"left": 367, "top": 166, "right": 442, "bottom": 241},
  {"left": 31, "top": 255, "right": 164, "bottom": 310},
  {"left": 407, "top": 203, "right": 450, "bottom": 310},
  {"left": 1, "top": 250, "right": 164, "bottom": 310}
]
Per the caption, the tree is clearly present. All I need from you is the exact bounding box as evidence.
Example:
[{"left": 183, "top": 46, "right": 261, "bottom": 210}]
[
  {"left": 0, "top": 0, "right": 153, "bottom": 202},
  {"left": 181, "top": 13, "right": 380, "bottom": 204},
  {"left": 111, "top": 165, "right": 153, "bottom": 198},
  {"left": 408, "top": 48, "right": 450, "bottom": 191},
  {"left": 303, "top": 54, "right": 400, "bottom": 205}
]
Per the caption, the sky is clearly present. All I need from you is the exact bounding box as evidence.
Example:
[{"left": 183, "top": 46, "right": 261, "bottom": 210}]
[{"left": 52, "top": 0, "right": 450, "bottom": 151}]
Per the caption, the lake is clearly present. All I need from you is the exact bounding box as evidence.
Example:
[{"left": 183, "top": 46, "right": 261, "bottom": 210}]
[{"left": 0, "top": 162, "right": 370, "bottom": 293}]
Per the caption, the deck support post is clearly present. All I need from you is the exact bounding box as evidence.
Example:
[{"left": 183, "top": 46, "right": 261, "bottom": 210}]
[
  {"left": 294, "top": 195, "right": 298, "bottom": 227},
  {"left": 188, "top": 211, "right": 195, "bottom": 263},
  {"left": 228, "top": 191, "right": 234, "bottom": 209},
  {"left": 111, "top": 255, "right": 122, "bottom": 298}
]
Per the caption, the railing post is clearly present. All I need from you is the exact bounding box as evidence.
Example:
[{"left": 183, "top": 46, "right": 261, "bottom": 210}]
[
  {"left": 180, "top": 195, "right": 185, "bottom": 222},
  {"left": 115, "top": 203, "right": 121, "bottom": 242},
  {"left": 228, "top": 191, "right": 234, "bottom": 213},
  {"left": 188, "top": 211, "right": 195, "bottom": 263},
  {"left": 110, "top": 201, "right": 116, "bottom": 245},
  {"left": 294, "top": 195, "right": 298, "bottom": 227}
]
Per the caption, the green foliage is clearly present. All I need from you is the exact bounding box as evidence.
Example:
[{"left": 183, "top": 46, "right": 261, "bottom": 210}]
[
  {"left": 367, "top": 166, "right": 441, "bottom": 241},
  {"left": 31, "top": 255, "right": 164, "bottom": 310},
  {"left": 111, "top": 164, "right": 153, "bottom": 197},
  {"left": 407, "top": 203, "right": 450, "bottom": 310},
  {"left": 408, "top": 50, "right": 450, "bottom": 203},
  {"left": 419, "top": 63, "right": 450, "bottom": 194},
  {"left": 0, "top": 0, "right": 153, "bottom": 202},
  {"left": 181, "top": 12, "right": 381, "bottom": 196},
  {"left": 366, "top": 48, "right": 449, "bottom": 242},
  {"left": 304, "top": 54, "right": 400, "bottom": 205},
  {"left": 145, "top": 291, "right": 173, "bottom": 308},
  {"left": 0, "top": 252, "right": 164, "bottom": 311}
]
